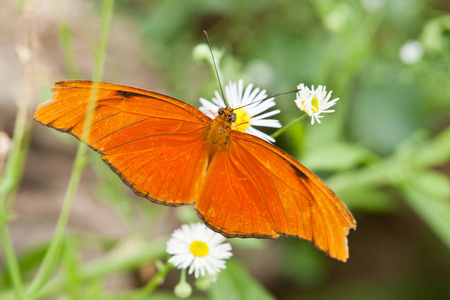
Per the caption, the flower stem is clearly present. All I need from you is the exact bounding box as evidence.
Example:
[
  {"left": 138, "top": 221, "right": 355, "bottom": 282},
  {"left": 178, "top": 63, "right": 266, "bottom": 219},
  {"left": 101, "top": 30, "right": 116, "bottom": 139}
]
[
  {"left": 0, "top": 102, "right": 29, "bottom": 300},
  {"left": 25, "top": 0, "right": 114, "bottom": 297},
  {"left": 0, "top": 14, "right": 36, "bottom": 300},
  {"left": 180, "top": 268, "right": 187, "bottom": 284},
  {"left": 0, "top": 93, "right": 30, "bottom": 208},
  {"left": 129, "top": 262, "right": 173, "bottom": 300},
  {"left": 271, "top": 114, "right": 306, "bottom": 139},
  {"left": 25, "top": 148, "right": 86, "bottom": 297},
  {"left": 0, "top": 225, "right": 24, "bottom": 300},
  {"left": 32, "top": 240, "right": 166, "bottom": 299}
]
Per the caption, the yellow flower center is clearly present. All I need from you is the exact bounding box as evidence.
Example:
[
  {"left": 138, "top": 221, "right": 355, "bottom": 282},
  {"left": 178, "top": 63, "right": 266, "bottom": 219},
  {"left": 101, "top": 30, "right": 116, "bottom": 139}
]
[
  {"left": 232, "top": 109, "right": 250, "bottom": 132},
  {"left": 190, "top": 241, "right": 209, "bottom": 257},
  {"left": 311, "top": 97, "right": 319, "bottom": 113}
]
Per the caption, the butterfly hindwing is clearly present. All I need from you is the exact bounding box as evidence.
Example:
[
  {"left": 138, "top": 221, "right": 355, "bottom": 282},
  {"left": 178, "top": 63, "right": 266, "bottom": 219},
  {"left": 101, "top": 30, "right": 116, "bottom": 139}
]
[{"left": 195, "top": 131, "right": 356, "bottom": 261}]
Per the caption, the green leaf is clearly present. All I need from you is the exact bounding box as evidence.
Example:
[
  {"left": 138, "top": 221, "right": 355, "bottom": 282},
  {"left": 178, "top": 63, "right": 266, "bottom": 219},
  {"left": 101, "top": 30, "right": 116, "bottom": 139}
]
[
  {"left": 302, "top": 143, "right": 374, "bottom": 171},
  {"left": 208, "top": 259, "right": 275, "bottom": 300},
  {"left": 229, "top": 238, "right": 266, "bottom": 249},
  {"left": 401, "top": 171, "right": 450, "bottom": 250},
  {"left": 61, "top": 238, "right": 81, "bottom": 297},
  {"left": 0, "top": 242, "right": 49, "bottom": 288},
  {"left": 338, "top": 187, "right": 397, "bottom": 213},
  {"left": 127, "top": 291, "right": 205, "bottom": 300},
  {"left": 414, "top": 126, "right": 450, "bottom": 168},
  {"left": 281, "top": 240, "right": 326, "bottom": 287}
]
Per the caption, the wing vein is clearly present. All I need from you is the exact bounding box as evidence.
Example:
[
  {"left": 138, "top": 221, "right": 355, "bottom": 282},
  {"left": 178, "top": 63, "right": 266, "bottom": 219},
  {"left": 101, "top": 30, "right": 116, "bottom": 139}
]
[
  {"left": 269, "top": 175, "right": 291, "bottom": 233},
  {"left": 55, "top": 85, "right": 210, "bottom": 123},
  {"left": 102, "top": 129, "right": 204, "bottom": 153},
  {"left": 233, "top": 135, "right": 354, "bottom": 226},
  {"left": 230, "top": 143, "right": 280, "bottom": 232},
  {"left": 75, "top": 111, "right": 121, "bottom": 136},
  {"left": 92, "top": 118, "right": 148, "bottom": 146}
]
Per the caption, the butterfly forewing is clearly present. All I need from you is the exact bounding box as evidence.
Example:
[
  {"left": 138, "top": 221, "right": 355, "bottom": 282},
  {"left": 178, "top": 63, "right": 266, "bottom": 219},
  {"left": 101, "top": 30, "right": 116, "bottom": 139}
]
[{"left": 35, "top": 81, "right": 211, "bottom": 205}]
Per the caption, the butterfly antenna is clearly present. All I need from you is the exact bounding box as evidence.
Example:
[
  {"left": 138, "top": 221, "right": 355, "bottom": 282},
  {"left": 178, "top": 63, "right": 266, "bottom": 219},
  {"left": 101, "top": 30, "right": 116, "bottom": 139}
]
[
  {"left": 234, "top": 88, "right": 302, "bottom": 110},
  {"left": 203, "top": 31, "right": 227, "bottom": 105}
]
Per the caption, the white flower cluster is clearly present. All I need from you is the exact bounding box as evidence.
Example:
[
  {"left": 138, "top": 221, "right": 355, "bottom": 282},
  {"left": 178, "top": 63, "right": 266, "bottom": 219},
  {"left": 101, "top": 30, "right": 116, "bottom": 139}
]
[{"left": 295, "top": 84, "right": 339, "bottom": 124}]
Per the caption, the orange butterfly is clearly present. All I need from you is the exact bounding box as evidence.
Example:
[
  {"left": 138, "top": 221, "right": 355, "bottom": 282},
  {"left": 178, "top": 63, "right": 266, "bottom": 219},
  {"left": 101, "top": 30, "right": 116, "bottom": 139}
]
[{"left": 34, "top": 81, "right": 356, "bottom": 261}]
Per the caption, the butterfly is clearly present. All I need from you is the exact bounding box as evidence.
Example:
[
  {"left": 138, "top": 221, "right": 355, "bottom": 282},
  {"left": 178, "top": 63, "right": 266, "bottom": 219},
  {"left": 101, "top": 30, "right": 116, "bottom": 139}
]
[{"left": 34, "top": 80, "right": 356, "bottom": 262}]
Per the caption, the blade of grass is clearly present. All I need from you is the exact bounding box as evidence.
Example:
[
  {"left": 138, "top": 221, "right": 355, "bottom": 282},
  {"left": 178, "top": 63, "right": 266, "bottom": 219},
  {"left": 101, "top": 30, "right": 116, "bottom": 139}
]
[
  {"left": 0, "top": 43, "right": 36, "bottom": 300},
  {"left": 59, "top": 23, "right": 81, "bottom": 79},
  {"left": 0, "top": 115, "right": 29, "bottom": 300},
  {"left": 26, "top": 0, "right": 115, "bottom": 297},
  {"left": 0, "top": 240, "right": 166, "bottom": 300},
  {"left": 0, "top": 226, "right": 24, "bottom": 300},
  {"left": 36, "top": 240, "right": 166, "bottom": 299}
]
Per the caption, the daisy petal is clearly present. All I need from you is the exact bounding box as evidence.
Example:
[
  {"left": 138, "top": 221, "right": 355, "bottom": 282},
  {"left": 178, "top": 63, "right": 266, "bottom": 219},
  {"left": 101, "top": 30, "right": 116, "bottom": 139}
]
[
  {"left": 166, "top": 223, "right": 233, "bottom": 279},
  {"left": 199, "top": 79, "right": 281, "bottom": 143},
  {"left": 295, "top": 83, "right": 339, "bottom": 125}
]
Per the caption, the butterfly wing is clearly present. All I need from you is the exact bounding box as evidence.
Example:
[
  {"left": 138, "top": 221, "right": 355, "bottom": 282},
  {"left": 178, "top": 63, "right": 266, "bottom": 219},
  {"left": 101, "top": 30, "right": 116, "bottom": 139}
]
[
  {"left": 34, "top": 81, "right": 211, "bottom": 206},
  {"left": 195, "top": 131, "right": 356, "bottom": 261}
]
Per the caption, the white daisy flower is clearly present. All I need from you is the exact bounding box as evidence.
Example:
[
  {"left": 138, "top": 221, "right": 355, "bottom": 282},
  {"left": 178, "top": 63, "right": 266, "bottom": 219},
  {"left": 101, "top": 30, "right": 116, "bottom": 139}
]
[
  {"left": 295, "top": 83, "right": 339, "bottom": 125},
  {"left": 399, "top": 40, "right": 424, "bottom": 65},
  {"left": 199, "top": 79, "right": 281, "bottom": 143},
  {"left": 166, "top": 223, "right": 233, "bottom": 279}
]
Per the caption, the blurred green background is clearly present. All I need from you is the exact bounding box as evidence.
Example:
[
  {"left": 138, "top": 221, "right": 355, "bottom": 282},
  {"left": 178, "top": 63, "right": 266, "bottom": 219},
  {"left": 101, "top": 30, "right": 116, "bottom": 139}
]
[{"left": 1, "top": 0, "right": 450, "bottom": 299}]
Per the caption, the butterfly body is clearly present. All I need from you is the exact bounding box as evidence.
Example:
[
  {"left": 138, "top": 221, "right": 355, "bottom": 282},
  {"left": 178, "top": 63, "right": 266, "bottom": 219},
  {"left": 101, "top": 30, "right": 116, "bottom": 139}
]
[
  {"left": 35, "top": 81, "right": 356, "bottom": 262},
  {"left": 204, "top": 107, "right": 235, "bottom": 152}
]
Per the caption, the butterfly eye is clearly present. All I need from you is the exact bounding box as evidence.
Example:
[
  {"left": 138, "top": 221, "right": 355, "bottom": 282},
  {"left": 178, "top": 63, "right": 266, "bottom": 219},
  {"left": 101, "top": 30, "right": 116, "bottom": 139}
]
[
  {"left": 218, "top": 107, "right": 225, "bottom": 115},
  {"left": 228, "top": 113, "right": 236, "bottom": 123}
]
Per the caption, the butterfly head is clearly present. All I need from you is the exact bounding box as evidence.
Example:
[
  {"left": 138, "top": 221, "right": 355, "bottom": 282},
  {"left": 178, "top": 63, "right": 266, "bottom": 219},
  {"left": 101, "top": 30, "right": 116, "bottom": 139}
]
[{"left": 217, "top": 107, "right": 236, "bottom": 124}]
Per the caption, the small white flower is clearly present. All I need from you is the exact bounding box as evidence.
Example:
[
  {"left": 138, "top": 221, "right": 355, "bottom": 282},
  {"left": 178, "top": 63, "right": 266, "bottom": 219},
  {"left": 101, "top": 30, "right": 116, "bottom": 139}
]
[
  {"left": 295, "top": 84, "right": 339, "bottom": 125},
  {"left": 361, "top": 0, "right": 385, "bottom": 13},
  {"left": 399, "top": 40, "right": 424, "bottom": 64},
  {"left": 166, "top": 223, "right": 233, "bottom": 278},
  {"left": 199, "top": 79, "right": 281, "bottom": 143}
]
